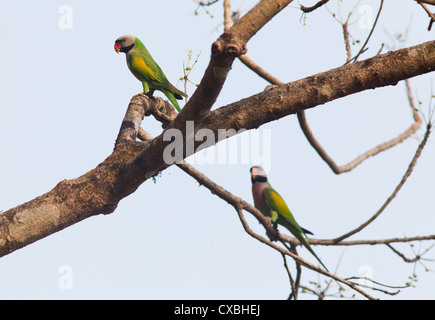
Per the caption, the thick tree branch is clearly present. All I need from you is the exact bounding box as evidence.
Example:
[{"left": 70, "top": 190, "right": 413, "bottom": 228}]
[
  {"left": 115, "top": 94, "right": 177, "bottom": 145},
  {"left": 240, "top": 49, "right": 422, "bottom": 175},
  {"left": 197, "top": 40, "right": 435, "bottom": 137},
  {"left": 171, "top": 0, "right": 293, "bottom": 123},
  {"left": 1, "top": 40, "right": 434, "bottom": 258}
]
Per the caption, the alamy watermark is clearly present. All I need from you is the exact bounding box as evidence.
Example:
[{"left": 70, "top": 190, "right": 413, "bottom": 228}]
[
  {"left": 358, "top": 5, "right": 373, "bottom": 30},
  {"left": 58, "top": 265, "right": 73, "bottom": 290},
  {"left": 358, "top": 264, "right": 374, "bottom": 289},
  {"left": 163, "top": 121, "right": 272, "bottom": 173},
  {"left": 58, "top": 5, "right": 73, "bottom": 30}
]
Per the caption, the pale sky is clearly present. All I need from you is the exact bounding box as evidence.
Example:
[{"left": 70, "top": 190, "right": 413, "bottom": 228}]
[{"left": 0, "top": 0, "right": 434, "bottom": 299}]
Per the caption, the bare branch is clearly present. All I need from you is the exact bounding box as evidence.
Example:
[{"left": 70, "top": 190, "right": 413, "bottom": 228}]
[
  {"left": 232, "top": 207, "right": 376, "bottom": 299},
  {"left": 300, "top": 0, "right": 329, "bottom": 13},
  {"left": 174, "top": 156, "right": 376, "bottom": 298},
  {"left": 345, "top": 0, "right": 384, "bottom": 65},
  {"left": 237, "top": 34, "right": 424, "bottom": 176},
  {"left": 281, "top": 253, "right": 297, "bottom": 300},
  {"left": 342, "top": 21, "right": 352, "bottom": 63},
  {"left": 345, "top": 276, "right": 407, "bottom": 296},
  {"left": 1, "top": 39, "right": 434, "bottom": 260},
  {"left": 386, "top": 244, "right": 422, "bottom": 263},
  {"left": 223, "top": 0, "right": 233, "bottom": 31},
  {"left": 297, "top": 85, "right": 422, "bottom": 174},
  {"left": 417, "top": 1, "right": 435, "bottom": 30},
  {"left": 333, "top": 122, "right": 432, "bottom": 243},
  {"left": 171, "top": 0, "right": 293, "bottom": 123},
  {"left": 310, "top": 235, "right": 435, "bottom": 247}
]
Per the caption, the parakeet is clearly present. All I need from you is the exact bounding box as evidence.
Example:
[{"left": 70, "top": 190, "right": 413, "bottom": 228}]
[
  {"left": 250, "top": 166, "right": 328, "bottom": 271},
  {"left": 114, "top": 35, "right": 187, "bottom": 111}
]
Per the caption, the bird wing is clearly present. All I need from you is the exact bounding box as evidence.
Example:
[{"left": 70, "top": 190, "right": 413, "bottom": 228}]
[
  {"left": 128, "top": 51, "right": 164, "bottom": 84},
  {"left": 263, "top": 187, "right": 327, "bottom": 271},
  {"left": 263, "top": 187, "right": 305, "bottom": 234}
]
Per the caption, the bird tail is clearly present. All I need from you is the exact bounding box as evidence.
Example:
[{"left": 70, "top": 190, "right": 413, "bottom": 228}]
[
  {"left": 299, "top": 236, "right": 329, "bottom": 272},
  {"left": 301, "top": 227, "right": 313, "bottom": 235},
  {"left": 169, "top": 84, "right": 188, "bottom": 100},
  {"left": 284, "top": 222, "right": 328, "bottom": 272},
  {"left": 162, "top": 89, "right": 181, "bottom": 112}
]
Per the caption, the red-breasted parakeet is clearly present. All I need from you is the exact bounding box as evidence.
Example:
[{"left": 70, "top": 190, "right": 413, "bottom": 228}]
[
  {"left": 250, "top": 166, "right": 328, "bottom": 271},
  {"left": 114, "top": 35, "right": 187, "bottom": 111}
]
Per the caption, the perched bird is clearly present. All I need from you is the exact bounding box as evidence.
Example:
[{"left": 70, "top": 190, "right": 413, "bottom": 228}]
[
  {"left": 250, "top": 166, "right": 328, "bottom": 271},
  {"left": 114, "top": 35, "right": 187, "bottom": 111}
]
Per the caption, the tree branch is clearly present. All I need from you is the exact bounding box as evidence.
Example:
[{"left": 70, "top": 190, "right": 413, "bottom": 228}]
[
  {"left": 309, "top": 235, "right": 435, "bottom": 246},
  {"left": 1, "top": 40, "right": 434, "bottom": 259},
  {"left": 197, "top": 40, "right": 435, "bottom": 138},
  {"left": 240, "top": 47, "right": 423, "bottom": 175},
  {"left": 300, "top": 0, "right": 330, "bottom": 13},
  {"left": 333, "top": 122, "right": 432, "bottom": 243},
  {"left": 297, "top": 84, "right": 422, "bottom": 174},
  {"left": 170, "top": 0, "right": 294, "bottom": 123},
  {"left": 417, "top": 1, "right": 435, "bottom": 30}
]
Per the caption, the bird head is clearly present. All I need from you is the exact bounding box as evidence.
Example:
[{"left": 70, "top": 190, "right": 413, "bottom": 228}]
[
  {"left": 114, "top": 35, "right": 136, "bottom": 54},
  {"left": 250, "top": 166, "right": 268, "bottom": 183}
]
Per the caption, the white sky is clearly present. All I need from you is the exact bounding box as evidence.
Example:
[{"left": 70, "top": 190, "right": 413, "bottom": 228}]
[{"left": 0, "top": 0, "right": 434, "bottom": 299}]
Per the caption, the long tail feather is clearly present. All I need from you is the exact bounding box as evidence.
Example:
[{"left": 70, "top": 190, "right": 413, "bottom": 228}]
[
  {"left": 162, "top": 89, "right": 181, "bottom": 112},
  {"left": 300, "top": 236, "right": 329, "bottom": 272}
]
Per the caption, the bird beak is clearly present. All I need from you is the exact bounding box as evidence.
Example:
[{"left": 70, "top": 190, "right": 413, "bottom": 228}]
[
  {"left": 114, "top": 43, "right": 121, "bottom": 54},
  {"left": 250, "top": 168, "right": 257, "bottom": 180}
]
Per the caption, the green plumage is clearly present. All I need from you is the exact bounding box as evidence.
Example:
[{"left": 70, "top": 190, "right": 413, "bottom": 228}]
[
  {"left": 250, "top": 166, "right": 328, "bottom": 272},
  {"left": 116, "top": 35, "right": 186, "bottom": 111},
  {"left": 263, "top": 187, "right": 329, "bottom": 272}
]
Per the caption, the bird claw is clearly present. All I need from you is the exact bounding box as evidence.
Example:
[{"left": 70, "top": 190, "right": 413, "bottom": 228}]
[{"left": 265, "top": 217, "right": 280, "bottom": 242}]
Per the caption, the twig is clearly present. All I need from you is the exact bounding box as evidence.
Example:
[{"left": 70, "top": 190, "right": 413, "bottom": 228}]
[
  {"left": 229, "top": 2, "right": 421, "bottom": 176},
  {"left": 135, "top": 118, "right": 418, "bottom": 299},
  {"left": 342, "top": 21, "right": 352, "bottom": 63},
  {"left": 238, "top": 54, "right": 422, "bottom": 175},
  {"left": 345, "top": 0, "right": 384, "bottom": 64},
  {"left": 386, "top": 243, "right": 421, "bottom": 263},
  {"left": 282, "top": 253, "right": 297, "bottom": 300},
  {"left": 330, "top": 1, "right": 362, "bottom": 63},
  {"left": 297, "top": 84, "right": 422, "bottom": 174},
  {"left": 286, "top": 243, "right": 303, "bottom": 300},
  {"left": 309, "top": 235, "right": 435, "bottom": 246},
  {"left": 300, "top": 0, "right": 329, "bottom": 13},
  {"left": 386, "top": 242, "right": 435, "bottom": 266},
  {"left": 417, "top": 1, "right": 435, "bottom": 31},
  {"left": 234, "top": 207, "right": 376, "bottom": 299},
  {"left": 223, "top": 0, "right": 233, "bottom": 31},
  {"left": 345, "top": 276, "right": 407, "bottom": 295},
  {"left": 195, "top": 0, "right": 220, "bottom": 6},
  {"left": 169, "top": 150, "right": 375, "bottom": 298}
]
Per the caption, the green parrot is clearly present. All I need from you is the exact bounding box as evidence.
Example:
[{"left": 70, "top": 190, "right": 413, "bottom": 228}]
[
  {"left": 250, "top": 166, "right": 328, "bottom": 271},
  {"left": 114, "top": 35, "right": 187, "bottom": 111}
]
